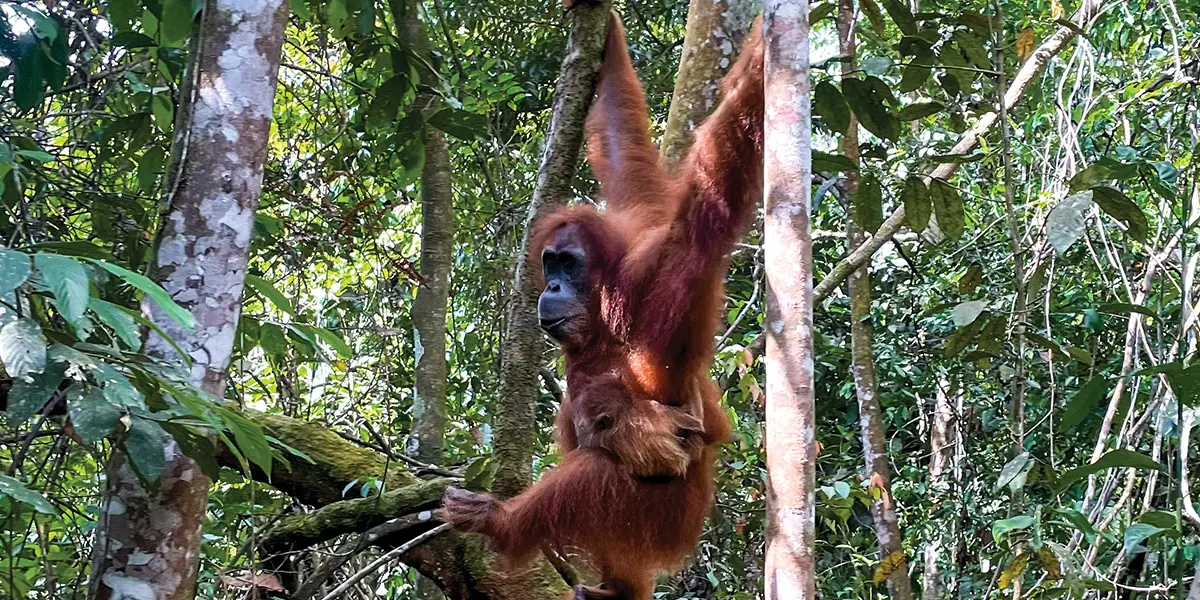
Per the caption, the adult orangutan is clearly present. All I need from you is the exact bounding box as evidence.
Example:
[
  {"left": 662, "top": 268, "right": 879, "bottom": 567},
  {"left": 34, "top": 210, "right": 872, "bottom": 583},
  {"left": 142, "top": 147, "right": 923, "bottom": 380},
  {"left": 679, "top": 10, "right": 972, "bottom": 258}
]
[{"left": 442, "top": 11, "right": 764, "bottom": 600}]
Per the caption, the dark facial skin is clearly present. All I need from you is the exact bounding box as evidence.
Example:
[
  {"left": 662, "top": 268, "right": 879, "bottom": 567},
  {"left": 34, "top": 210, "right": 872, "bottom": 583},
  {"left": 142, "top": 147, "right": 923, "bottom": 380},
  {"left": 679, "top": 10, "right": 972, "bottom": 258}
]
[{"left": 538, "top": 226, "right": 589, "bottom": 345}]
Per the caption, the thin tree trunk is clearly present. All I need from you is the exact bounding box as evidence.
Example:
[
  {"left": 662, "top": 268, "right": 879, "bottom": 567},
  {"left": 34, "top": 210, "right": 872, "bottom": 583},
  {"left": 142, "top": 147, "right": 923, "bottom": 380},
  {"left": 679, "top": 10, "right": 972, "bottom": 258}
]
[
  {"left": 837, "top": 3, "right": 913, "bottom": 599},
  {"left": 762, "top": 1, "right": 815, "bottom": 598},
  {"left": 491, "top": 0, "right": 613, "bottom": 498},
  {"left": 660, "top": 0, "right": 757, "bottom": 164},
  {"left": 88, "top": 1, "right": 287, "bottom": 598},
  {"left": 923, "top": 380, "right": 956, "bottom": 600}
]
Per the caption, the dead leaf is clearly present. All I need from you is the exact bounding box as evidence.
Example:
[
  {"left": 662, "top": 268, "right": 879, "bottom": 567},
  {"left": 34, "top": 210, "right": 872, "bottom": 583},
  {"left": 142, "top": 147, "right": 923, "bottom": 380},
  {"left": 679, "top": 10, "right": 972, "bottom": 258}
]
[
  {"left": 1050, "top": 0, "right": 1063, "bottom": 19},
  {"left": 873, "top": 551, "right": 908, "bottom": 586},
  {"left": 1017, "top": 28, "right": 1036, "bottom": 62}
]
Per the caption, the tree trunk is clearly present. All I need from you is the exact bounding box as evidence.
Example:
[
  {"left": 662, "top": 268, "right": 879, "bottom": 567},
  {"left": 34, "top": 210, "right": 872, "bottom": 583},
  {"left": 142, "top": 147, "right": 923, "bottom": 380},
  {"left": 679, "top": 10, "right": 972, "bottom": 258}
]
[
  {"left": 837, "top": 4, "right": 914, "bottom": 599},
  {"left": 762, "top": 2, "right": 815, "bottom": 599},
  {"left": 491, "top": 0, "right": 612, "bottom": 498},
  {"left": 922, "top": 380, "right": 956, "bottom": 600},
  {"left": 88, "top": 2, "right": 287, "bottom": 599},
  {"left": 660, "top": 0, "right": 757, "bottom": 164}
]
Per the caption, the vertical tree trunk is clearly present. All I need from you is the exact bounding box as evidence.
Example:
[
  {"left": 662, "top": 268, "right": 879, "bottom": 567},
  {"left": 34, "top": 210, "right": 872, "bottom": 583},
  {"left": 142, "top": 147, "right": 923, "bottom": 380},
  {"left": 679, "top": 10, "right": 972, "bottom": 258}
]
[
  {"left": 762, "top": 2, "right": 815, "bottom": 599},
  {"left": 391, "top": 0, "right": 454, "bottom": 470},
  {"left": 837, "top": 4, "right": 914, "bottom": 600},
  {"left": 660, "top": 0, "right": 757, "bottom": 164},
  {"left": 88, "top": 2, "right": 287, "bottom": 599},
  {"left": 490, "top": 0, "right": 612, "bottom": 499},
  {"left": 922, "top": 380, "right": 956, "bottom": 600}
]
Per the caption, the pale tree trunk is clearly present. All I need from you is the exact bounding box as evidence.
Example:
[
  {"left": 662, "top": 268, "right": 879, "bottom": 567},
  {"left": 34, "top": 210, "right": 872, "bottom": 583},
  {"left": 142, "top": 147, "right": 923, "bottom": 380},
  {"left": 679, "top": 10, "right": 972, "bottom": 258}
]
[
  {"left": 838, "top": 3, "right": 914, "bottom": 599},
  {"left": 922, "top": 379, "right": 956, "bottom": 600},
  {"left": 391, "top": 0, "right": 453, "bottom": 470},
  {"left": 491, "top": 0, "right": 612, "bottom": 498},
  {"left": 88, "top": 1, "right": 287, "bottom": 599},
  {"left": 390, "top": 3, "right": 454, "bottom": 596},
  {"left": 762, "top": 1, "right": 815, "bottom": 598},
  {"left": 660, "top": 0, "right": 757, "bottom": 164}
]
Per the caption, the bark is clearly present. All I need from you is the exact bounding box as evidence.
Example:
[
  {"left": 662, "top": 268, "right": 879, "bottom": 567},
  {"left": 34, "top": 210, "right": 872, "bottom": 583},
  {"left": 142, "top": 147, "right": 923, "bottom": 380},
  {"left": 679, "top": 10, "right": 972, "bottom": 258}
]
[
  {"left": 922, "top": 381, "right": 956, "bottom": 600},
  {"left": 492, "top": 0, "right": 612, "bottom": 498},
  {"left": 389, "top": 0, "right": 454, "bottom": 471},
  {"left": 837, "top": 4, "right": 913, "bottom": 599},
  {"left": 409, "top": 126, "right": 453, "bottom": 465},
  {"left": 660, "top": 0, "right": 758, "bottom": 164},
  {"left": 762, "top": 2, "right": 816, "bottom": 599},
  {"left": 88, "top": 2, "right": 287, "bottom": 599},
  {"left": 223, "top": 411, "right": 567, "bottom": 600}
]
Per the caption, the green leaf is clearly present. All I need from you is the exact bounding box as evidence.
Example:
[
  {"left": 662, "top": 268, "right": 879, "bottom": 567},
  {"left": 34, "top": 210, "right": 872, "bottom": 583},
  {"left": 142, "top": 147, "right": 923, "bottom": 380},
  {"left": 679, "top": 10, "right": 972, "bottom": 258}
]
[
  {"left": 879, "top": 0, "right": 918, "bottom": 34},
  {"left": 84, "top": 259, "right": 194, "bottom": 331},
  {"left": 138, "top": 147, "right": 166, "bottom": 191},
  {"left": 854, "top": 174, "right": 884, "bottom": 234},
  {"left": 68, "top": 386, "right": 121, "bottom": 444},
  {"left": 124, "top": 418, "right": 168, "bottom": 481},
  {"left": 1065, "top": 346, "right": 1093, "bottom": 365},
  {"left": 1056, "top": 449, "right": 1165, "bottom": 494},
  {"left": 901, "top": 176, "right": 930, "bottom": 230},
  {"left": 995, "top": 452, "right": 1030, "bottom": 492},
  {"left": 1025, "top": 331, "right": 1067, "bottom": 359},
  {"left": 841, "top": 77, "right": 898, "bottom": 143},
  {"left": 1089, "top": 186, "right": 1148, "bottom": 242},
  {"left": 1060, "top": 377, "right": 1108, "bottom": 432},
  {"left": 1047, "top": 191, "right": 1093, "bottom": 254},
  {"left": 0, "top": 319, "right": 46, "bottom": 378},
  {"left": 929, "top": 179, "right": 964, "bottom": 241},
  {"left": 1053, "top": 508, "right": 1097, "bottom": 537},
  {"left": 219, "top": 409, "right": 274, "bottom": 478},
  {"left": 0, "top": 250, "right": 31, "bottom": 295},
  {"left": 34, "top": 253, "right": 90, "bottom": 324},
  {"left": 813, "top": 81, "right": 850, "bottom": 135},
  {"left": 293, "top": 324, "right": 353, "bottom": 359},
  {"left": 244, "top": 274, "right": 296, "bottom": 317},
  {"left": 938, "top": 43, "right": 973, "bottom": 89},
  {"left": 953, "top": 30, "right": 990, "bottom": 69},
  {"left": 812, "top": 151, "right": 858, "bottom": 173},
  {"left": 859, "top": 0, "right": 887, "bottom": 36},
  {"left": 365, "top": 75, "right": 411, "bottom": 130},
  {"left": 1137, "top": 510, "right": 1178, "bottom": 529},
  {"left": 950, "top": 300, "right": 987, "bottom": 327},
  {"left": 898, "top": 48, "right": 933, "bottom": 92},
  {"left": 15, "top": 150, "right": 53, "bottom": 163},
  {"left": 111, "top": 31, "right": 157, "bottom": 48},
  {"left": 944, "top": 314, "right": 987, "bottom": 358},
  {"left": 0, "top": 474, "right": 55, "bottom": 514},
  {"left": 1123, "top": 523, "right": 1166, "bottom": 554},
  {"left": 428, "top": 109, "right": 488, "bottom": 141},
  {"left": 7, "top": 360, "right": 66, "bottom": 425},
  {"left": 160, "top": 0, "right": 195, "bottom": 44},
  {"left": 13, "top": 48, "right": 47, "bottom": 110},
  {"left": 93, "top": 363, "right": 144, "bottom": 409},
  {"left": 897, "top": 101, "right": 944, "bottom": 121},
  {"left": 89, "top": 299, "right": 142, "bottom": 348},
  {"left": 31, "top": 241, "right": 110, "bottom": 260},
  {"left": 992, "top": 515, "right": 1035, "bottom": 543},
  {"left": 1067, "top": 164, "right": 1111, "bottom": 192}
]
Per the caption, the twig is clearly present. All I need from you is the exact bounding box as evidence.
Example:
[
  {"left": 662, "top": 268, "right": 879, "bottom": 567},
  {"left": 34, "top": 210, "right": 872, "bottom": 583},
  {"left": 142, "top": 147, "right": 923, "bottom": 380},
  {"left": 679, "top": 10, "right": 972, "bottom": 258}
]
[{"left": 315, "top": 523, "right": 452, "bottom": 600}]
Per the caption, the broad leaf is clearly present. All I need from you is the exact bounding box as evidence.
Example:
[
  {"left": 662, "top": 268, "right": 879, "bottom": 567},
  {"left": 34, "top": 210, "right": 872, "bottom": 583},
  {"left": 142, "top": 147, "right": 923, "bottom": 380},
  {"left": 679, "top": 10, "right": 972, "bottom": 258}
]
[
  {"left": 898, "top": 101, "right": 944, "bottom": 121},
  {"left": 929, "top": 179, "right": 964, "bottom": 241},
  {"left": 0, "top": 249, "right": 31, "bottom": 294},
  {"left": 812, "top": 151, "right": 858, "bottom": 173},
  {"left": 992, "top": 515, "right": 1035, "bottom": 542},
  {"left": 1123, "top": 523, "right": 1166, "bottom": 554},
  {"left": 35, "top": 253, "right": 90, "bottom": 324},
  {"left": 219, "top": 408, "right": 274, "bottom": 477},
  {"left": 901, "top": 175, "right": 930, "bottom": 230},
  {"left": 245, "top": 274, "right": 296, "bottom": 316},
  {"left": 854, "top": 174, "right": 884, "bottom": 234},
  {"left": 68, "top": 386, "right": 121, "bottom": 444},
  {"left": 1047, "top": 191, "right": 1093, "bottom": 254},
  {"left": 995, "top": 452, "right": 1030, "bottom": 492},
  {"left": 813, "top": 81, "right": 850, "bottom": 135},
  {"left": 1067, "top": 164, "right": 1111, "bottom": 191},
  {"left": 950, "top": 300, "right": 987, "bottom": 327},
  {"left": 1090, "top": 186, "right": 1148, "bottom": 242},
  {"left": 85, "top": 259, "right": 195, "bottom": 330},
  {"left": 842, "top": 77, "right": 898, "bottom": 142},
  {"left": 898, "top": 48, "right": 933, "bottom": 92},
  {"left": 7, "top": 360, "right": 66, "bottom": 425},
  {"left": 428, "top": 109, "right": 488, "bottom": 141},
  {"left": 1056, "top": 449, "right": 1164, "bottom": 493},
  {"left": 89, "top": 299, "right": 142, "bottom": 348},
  {"left": 0, "top": 319, "right": 45, "bottom": 378},
  {"left": 0, "top": 474, "right": 55, "bottom": 514},
  {"left": 1060, "top": 377, "right": 1107, "bottom": 432},
  {"left": 125, "top": 418, "right": 168, "bottom": 481}
]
